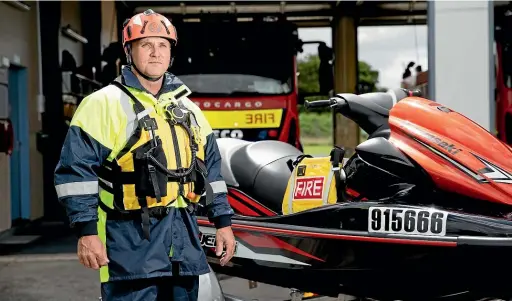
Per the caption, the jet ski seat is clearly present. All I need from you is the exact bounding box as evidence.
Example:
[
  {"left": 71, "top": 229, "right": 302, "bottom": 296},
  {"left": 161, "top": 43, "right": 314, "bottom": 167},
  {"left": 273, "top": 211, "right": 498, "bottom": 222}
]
[
  {"left": 216, "top": 138, "right": 251, "bottom": 187},
  {"left": 216, "top": 138, "right": 304, "bottom": 214}
]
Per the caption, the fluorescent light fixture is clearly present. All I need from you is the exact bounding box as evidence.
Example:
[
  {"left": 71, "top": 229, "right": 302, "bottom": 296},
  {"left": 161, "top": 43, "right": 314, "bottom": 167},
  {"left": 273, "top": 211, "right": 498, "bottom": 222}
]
[
  {"left": 61, "top": 25, "right": 88, "bottom": 44},
  {"left": 3, "top": 1, "right": 30, "bottom": 12},
  {"left": 379, "top": 2, "right": 427, "bottom": 11},
  {"left": 287, "top": 16, "right": 331, "bottom": 21}
]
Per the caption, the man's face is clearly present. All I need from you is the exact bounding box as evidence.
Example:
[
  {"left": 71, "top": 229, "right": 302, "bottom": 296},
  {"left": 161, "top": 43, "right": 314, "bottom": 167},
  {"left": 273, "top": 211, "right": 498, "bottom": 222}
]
[{"left": 130, "top": 37, "right": 171, "bottom": 78}]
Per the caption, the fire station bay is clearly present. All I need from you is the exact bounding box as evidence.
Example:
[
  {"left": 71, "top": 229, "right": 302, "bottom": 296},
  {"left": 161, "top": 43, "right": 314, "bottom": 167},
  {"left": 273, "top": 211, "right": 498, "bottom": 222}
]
[{"left": 0, "top": 0, "right": 501, "bottom": 242}]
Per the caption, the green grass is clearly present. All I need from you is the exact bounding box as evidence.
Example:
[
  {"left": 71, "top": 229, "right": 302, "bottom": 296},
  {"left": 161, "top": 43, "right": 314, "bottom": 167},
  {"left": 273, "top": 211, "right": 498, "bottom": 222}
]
[
  {"left": 300, "top": 135, "right": 332, "bottom": 156},
  {"left": 303, "top": 144, "right": 332, "bottom": 156},
  {"left": 299, "top": 112, "right": 333, "bottom": 138},
  {"left": 298, "top": 111, "right": 368, "bottom": 155},
  {"left": 299, "top": 111, "right": 332, "bottom": 156}
]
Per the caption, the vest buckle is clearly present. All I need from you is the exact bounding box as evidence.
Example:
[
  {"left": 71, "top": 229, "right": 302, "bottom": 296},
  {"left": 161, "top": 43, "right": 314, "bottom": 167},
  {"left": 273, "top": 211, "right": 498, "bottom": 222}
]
[{"left": 142, "top": 118, "right": 158, "bottom": 131}]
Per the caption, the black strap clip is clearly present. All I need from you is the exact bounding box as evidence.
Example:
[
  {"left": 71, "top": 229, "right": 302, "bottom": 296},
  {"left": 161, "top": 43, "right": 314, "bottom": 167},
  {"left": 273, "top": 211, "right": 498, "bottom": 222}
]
[
  {"left": 142, "top": 118, "right": 158, "bottom": 131},
  {"left": 147, "top": 164, "right": 162, "bottom": 203},
  {"left": 330, "top": 146, "right": 347, "bottom": 202}
]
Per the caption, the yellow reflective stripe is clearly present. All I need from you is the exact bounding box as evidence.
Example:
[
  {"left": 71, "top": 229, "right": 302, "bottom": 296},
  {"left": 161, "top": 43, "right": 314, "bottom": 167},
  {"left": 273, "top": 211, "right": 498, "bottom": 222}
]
[
  {"left": 97, "top": 207, "right": 109, "bottom": 283},
  {"left": 172, "top": 195, "right": 188, "bottom": 208},
  {"left": 70, "top": 89, "right": 122, "bottom": 151},
  {"left": 55, "top": 181, "right": 98, "bottom": 198},
  {"left": 210, "top": 181, "right": 227, "bottom": 194},
  {"left": 99, "top": 187, "right": 114, "bottom": 209}
]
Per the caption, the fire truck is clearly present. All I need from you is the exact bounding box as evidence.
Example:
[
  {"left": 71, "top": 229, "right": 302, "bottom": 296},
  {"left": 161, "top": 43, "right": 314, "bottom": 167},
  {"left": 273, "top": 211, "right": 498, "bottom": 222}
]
[
  {"left": 495, "top": 5, "right": 512, "bottom": 145},
  {"left": 170, "top": 17, "right": 313, "bottom": 150}
]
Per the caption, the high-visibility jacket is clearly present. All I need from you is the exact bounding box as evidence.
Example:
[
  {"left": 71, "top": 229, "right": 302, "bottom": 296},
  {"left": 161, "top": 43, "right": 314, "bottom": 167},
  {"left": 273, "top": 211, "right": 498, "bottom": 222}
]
[{"left": 54, "top": 66, "right": 234, "bottom": 282}]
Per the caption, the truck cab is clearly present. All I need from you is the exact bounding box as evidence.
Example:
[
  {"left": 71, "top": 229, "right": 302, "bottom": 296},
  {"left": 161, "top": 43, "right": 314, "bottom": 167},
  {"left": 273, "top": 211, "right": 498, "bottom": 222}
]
[{"left": 170, "top": 17, "right": 304, "bottom": 150}]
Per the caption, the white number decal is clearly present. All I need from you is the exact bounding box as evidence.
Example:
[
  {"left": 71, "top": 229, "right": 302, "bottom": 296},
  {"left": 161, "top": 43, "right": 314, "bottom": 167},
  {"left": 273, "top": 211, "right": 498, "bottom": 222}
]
[
  {"left": 368, "top": 207, "right": 448, "bottom": 236},
  {"left": 213, "top": 129, "right": 244, "bottom": 139}
]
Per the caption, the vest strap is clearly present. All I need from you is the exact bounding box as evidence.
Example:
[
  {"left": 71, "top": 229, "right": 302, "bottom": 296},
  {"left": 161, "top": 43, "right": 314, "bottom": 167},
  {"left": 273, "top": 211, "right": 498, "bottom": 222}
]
[
  {"left": 100, "top": 79, "right": 207, "bottom": 240},
  {"left": 111, "top": 80, "right": 146, "bottom": 115}
]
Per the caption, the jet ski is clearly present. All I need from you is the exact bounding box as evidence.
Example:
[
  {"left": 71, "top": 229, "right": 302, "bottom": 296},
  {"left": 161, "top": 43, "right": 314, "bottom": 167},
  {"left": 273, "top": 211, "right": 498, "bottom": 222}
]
[{"left": 196, "top": 88, "right": 512, "bottom": 301}]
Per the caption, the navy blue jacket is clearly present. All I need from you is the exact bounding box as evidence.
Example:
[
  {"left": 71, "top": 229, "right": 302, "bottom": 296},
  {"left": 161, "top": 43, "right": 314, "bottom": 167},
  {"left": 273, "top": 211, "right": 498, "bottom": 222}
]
[{"left": 54, "top": 66, "right": 234, "bottom": 281}]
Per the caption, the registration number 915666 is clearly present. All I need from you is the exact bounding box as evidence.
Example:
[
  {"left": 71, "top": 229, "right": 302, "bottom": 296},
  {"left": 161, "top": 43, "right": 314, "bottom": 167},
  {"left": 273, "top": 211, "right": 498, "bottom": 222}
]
[{"left": 368, "top": 207, "right": 448, "bottom": 236}]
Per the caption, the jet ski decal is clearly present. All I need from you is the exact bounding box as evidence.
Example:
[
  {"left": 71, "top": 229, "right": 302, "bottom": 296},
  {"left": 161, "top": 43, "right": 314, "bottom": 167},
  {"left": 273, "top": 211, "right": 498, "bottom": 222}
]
[
  {"left": 228, "top": 189, "right": 277, "bottom": 216},
  {"left": 233, "top": 231, "right": 325, "bottom": 263},
  {"left": 473, "top": 153, "right": 512, "bottom": 184},
  {"left": 200, "top": 232, "right": 239, "bottom": 256},
  {"left": 368, "top": 206, "right": 448, "bottom": 236},
  {"left": 199, "top": 225, "right": 312, "bottom": 266}
]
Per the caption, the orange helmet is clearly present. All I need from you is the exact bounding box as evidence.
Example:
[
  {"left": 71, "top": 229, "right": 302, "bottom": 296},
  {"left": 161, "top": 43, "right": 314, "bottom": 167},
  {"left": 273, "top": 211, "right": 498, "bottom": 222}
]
[{"left": 122, "top": 9, "right": 177, "bottom": 48}]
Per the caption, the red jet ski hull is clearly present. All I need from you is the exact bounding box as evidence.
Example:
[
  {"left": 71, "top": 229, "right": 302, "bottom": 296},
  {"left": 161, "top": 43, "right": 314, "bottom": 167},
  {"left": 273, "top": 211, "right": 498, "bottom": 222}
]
[
  {"left": 198, "top": 189, "right": 512, "bottom": 300},
  {"left": 196, "top": 91, "right": 512, "bottom": 300}
]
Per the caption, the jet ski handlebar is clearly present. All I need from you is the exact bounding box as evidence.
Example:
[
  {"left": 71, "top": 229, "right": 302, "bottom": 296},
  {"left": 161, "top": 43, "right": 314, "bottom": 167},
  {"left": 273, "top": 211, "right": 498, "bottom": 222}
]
[
  {"left": 304, "top": 88, "right": 422, "bottom": 136},
  {"left": 302, "top": 99, "right": 335, "bottom": 109},
  {"left": 304, "top": 88, "right": 422, "bottom": 111},
  {"left": 304, "top": 97, "right": 345, "bottom": 110}
]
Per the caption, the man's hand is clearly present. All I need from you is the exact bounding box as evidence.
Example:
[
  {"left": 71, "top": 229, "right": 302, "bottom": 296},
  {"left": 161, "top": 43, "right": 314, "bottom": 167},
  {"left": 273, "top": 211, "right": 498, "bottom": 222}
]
[
  {"left": 215, "top": 226, "right": 236, "bottom": 266},
  {"left": 77, "top": 235, "right": 109, "bottom": 270}
]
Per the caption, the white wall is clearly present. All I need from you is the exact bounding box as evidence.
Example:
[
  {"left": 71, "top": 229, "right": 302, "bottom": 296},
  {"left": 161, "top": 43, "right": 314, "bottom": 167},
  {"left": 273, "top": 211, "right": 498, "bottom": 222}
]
[
  {"left": 428, "top": 1, "right": 494, "bottom": 130},
  {"left": 0, "top": 1, "right": 43, "bottom": 232}
]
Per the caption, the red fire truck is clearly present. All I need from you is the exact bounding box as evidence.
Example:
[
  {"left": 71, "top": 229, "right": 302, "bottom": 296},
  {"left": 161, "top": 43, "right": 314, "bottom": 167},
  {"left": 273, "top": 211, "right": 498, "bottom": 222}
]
[
  {"left": 170, "top": 17, "right": 310, "bottom": 150},
  {"left": 495, "top": 5, "right": 512, "bottom": 145}
]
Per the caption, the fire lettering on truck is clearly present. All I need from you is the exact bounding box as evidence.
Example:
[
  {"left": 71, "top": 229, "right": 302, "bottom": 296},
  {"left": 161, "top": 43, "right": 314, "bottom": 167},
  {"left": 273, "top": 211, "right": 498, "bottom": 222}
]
[
  {"left": 293, "top": 177, "right": 325, "bottom": 200},
  {"left": 194, "top": 101, "right": 263, "bottom": 110},
  {"left": 245, "top": 113, "right": 275, "bottom": 125}
]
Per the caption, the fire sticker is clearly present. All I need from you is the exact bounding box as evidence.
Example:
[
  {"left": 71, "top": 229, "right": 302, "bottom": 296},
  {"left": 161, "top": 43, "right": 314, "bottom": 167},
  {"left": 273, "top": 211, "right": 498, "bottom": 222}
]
[{"left": 293, "top": 176, "right": 325, "bottom": 200}]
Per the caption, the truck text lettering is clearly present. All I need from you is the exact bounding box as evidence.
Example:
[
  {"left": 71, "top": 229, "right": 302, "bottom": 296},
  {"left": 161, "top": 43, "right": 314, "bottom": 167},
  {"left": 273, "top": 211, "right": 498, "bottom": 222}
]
[{"left": 245, "top": 113, "right": 275, "bottom": 125}]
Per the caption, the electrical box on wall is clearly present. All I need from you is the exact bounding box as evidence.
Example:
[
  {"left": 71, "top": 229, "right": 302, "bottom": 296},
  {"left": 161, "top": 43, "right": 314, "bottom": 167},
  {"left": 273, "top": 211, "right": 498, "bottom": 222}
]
[{"left": 0, "top": 68, "right": 9, "bottom": 119}]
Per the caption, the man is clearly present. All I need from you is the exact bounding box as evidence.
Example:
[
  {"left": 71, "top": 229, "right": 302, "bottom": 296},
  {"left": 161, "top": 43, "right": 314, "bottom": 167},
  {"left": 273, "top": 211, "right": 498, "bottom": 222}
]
[{"left": 54, "top": 9, "right": 236, "bottom": 301}]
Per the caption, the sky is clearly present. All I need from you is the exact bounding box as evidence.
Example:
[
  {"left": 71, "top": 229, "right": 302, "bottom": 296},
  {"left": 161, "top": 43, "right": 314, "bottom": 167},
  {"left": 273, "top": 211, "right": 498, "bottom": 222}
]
[{"left": 298, "top": 25, "right": 428, "bottom": 90}]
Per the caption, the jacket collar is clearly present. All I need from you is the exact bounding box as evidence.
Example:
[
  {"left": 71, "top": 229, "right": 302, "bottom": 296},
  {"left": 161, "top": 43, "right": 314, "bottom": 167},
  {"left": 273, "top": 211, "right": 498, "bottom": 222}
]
[{"left": 119, "top": 65, "right": 184, "bottom": 98}]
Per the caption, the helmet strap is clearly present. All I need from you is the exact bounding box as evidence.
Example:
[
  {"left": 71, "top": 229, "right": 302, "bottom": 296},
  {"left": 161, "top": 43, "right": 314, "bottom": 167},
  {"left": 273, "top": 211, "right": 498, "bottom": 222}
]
[{"left": 131, "top": 61, "right": 162, "bottom": 82}]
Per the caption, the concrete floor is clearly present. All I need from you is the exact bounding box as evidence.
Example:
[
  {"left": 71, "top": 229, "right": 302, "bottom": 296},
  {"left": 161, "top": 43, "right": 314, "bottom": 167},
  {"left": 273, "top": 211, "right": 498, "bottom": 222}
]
[{"left": 0, "top": 222, "right": 337, "bottom": 301}]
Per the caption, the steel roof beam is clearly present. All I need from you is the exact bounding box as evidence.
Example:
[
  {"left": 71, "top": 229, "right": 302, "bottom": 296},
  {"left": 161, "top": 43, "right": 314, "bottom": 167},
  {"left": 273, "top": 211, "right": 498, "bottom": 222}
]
[
  {"left": 134, "top": 2, "right": 334, "bottom": 15},
  {"left": 124, "top": 1, "right": 429, "bottom": 27}
]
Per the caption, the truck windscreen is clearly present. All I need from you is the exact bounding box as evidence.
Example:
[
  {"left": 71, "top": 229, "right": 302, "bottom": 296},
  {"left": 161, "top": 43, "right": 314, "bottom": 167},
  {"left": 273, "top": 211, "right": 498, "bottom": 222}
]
[{"left": 169, "top": 20, "right": 298, "bottom": 96}]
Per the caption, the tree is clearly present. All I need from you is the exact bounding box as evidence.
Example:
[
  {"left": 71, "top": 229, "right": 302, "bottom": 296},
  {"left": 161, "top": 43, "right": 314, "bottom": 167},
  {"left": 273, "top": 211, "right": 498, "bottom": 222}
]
[
  {"left": 297, "top": 54, "right": 384, "bottom": 95},
  {"left": 298, "top": 55, "right": 322, "bottom": 95},
  {"left": 358, "top": 61, "right": 381, "bottom": 93}
]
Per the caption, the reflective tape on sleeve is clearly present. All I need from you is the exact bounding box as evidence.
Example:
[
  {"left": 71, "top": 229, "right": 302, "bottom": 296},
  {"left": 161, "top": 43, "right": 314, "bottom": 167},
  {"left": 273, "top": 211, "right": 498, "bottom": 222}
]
[
  {"left": 55, "top": 181, "right": 99, "bottom": 198},
  {"left": 210, "top": 181, "right": 227, "bottom": 194}
]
